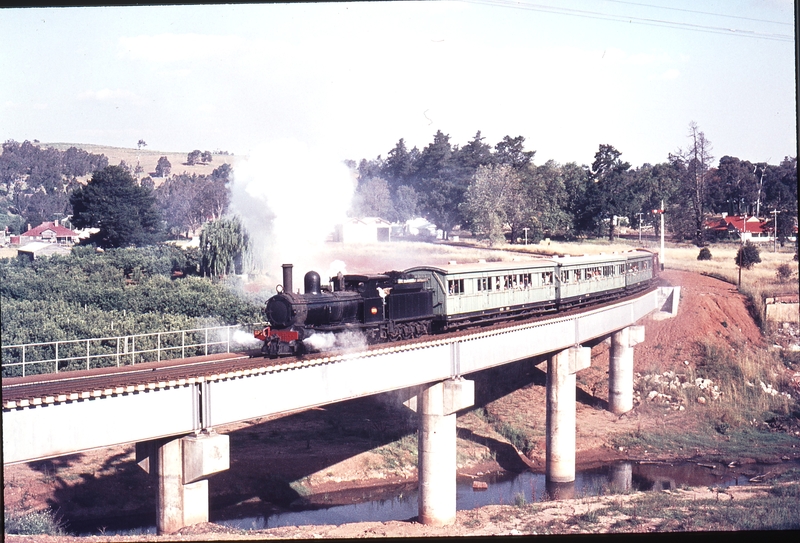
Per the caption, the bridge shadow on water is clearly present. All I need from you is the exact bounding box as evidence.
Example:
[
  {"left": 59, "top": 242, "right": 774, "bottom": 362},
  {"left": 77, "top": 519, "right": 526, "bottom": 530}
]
[{"left": 41, "top": 354, "right": 609, "bottom": 534}]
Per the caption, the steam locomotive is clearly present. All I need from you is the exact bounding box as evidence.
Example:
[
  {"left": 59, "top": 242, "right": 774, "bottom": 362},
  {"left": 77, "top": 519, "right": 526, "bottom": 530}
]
[{"left": 255, "top": 250, "right": 659, "bottom": 358}]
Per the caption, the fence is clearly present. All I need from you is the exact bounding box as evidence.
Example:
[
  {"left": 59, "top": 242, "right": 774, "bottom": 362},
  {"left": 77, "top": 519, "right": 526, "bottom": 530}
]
[{"left": 1, "top": 323, "right": 267, "bottom": 378}]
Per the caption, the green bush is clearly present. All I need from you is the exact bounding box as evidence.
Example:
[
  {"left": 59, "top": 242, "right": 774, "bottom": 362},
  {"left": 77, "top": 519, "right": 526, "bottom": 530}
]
[
  {"left": 776, "top": 263, "right": 796, "bottom": 282},
  {"left": 4, "top": 507, "right": 64, "bottom": 535},
  {"left": 735, "top": 242, "right": 761, "bottom": 269},
  {"left": 697, "top": 247, "right": 712, "bottom": 260}
]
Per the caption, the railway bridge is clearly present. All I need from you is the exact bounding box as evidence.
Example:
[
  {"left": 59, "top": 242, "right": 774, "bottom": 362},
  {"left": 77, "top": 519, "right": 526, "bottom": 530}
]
[{"left": 2, "top": 286, "right": 680, "bottom": 533}]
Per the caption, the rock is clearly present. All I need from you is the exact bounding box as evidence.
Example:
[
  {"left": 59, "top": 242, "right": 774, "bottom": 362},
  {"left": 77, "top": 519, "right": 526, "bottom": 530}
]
[
  {"left": 697, "top": 396, "right": 707, "bottom": 404},
  {"left": 648, "top": 390, "right": 659, "bottom": 401},
  {"left": 473, "top": 481, "right": 488, "bottom": 490}
]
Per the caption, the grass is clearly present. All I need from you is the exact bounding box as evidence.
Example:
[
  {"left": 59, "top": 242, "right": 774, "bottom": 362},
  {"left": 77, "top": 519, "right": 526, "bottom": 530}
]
[
  {"left": 41, "top": 142, "right": 237, "bottom": 188},
  {"left": 602, "top": 486, "right": 800, "bottom": 531},
  {"left": 4, "top": 506, "right": 65, "bottom": 536},
  {"left": 375, "top": 433, "right": 418, "bottom": 471},
  {"left": 472, "top": 407, "right": 540, "bottom": 455}
]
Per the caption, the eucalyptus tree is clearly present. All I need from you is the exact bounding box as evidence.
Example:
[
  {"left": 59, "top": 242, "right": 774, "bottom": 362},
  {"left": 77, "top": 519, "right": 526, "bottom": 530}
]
[
  {"left": 461, "top": 164, "right": 520, "bottom": 245},
  {"left": 674, "top": 122, "right": 714, "bottom": 245}
]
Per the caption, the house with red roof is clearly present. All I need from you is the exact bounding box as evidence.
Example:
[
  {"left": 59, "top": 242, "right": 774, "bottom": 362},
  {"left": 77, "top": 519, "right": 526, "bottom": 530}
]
[
  {"left": 19, "top": 221, "right": 79, "bottom": 245},
  {"left": 704, "top": 215, "right": 771, "bottom": 243}
]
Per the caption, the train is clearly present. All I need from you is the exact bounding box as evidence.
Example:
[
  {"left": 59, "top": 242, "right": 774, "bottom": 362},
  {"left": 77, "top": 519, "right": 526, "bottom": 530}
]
[{"left": 255, "top": 250, "right": 659, "bottom": 357}]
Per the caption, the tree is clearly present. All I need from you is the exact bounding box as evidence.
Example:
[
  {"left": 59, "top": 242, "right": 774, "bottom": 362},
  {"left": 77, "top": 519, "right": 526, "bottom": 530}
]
[
  {"left": 674, "top": 122, "right": 714, "bottom": 245},
  {"left": 382, "top": 139, "right": 416, "bottom": 194},
  {"left": 351, "top": 177, "right": 393, "bottom": 219},
  {"left": 762, "top": 157, "right": 798, "bottom": 243},
  {"left": 735, "top": 241, "right": 761, "bottom": 286},
  {"left": 70, "top": 165, "right": 163, "bottom": 248},
  {"left": 201, "top": 150, "right": 213, "bottom": 164},
  {"left": 523, "top": 160, "right": 573, "bottom": 241},
  {"left": 707, "top": 156, "right": 759, "bottom": 215},
  {"left": 494, "top": 135, "right": 535, "bottom": 169},
  {"left": 588, "top": 144, "right": 636, "bottom": 241},
  {"left": 187, "top": 150, "right": 202, "bottom": 166},
  {"left": 200, "top": 216, "right": 249, "bottom": 278},
  {"left": 155, "top": 156, "right": 171, "bottom": 178},
  {"left": 393, "top": 185, "right": 418, "bottom": 222},
  {"left": 461, "top": 164, "right": 519, "bottom": 245}
]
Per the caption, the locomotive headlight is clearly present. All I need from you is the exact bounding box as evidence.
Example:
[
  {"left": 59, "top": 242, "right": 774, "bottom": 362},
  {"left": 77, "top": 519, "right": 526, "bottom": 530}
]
[{"left": 371, "top": 307, "right": 378, "bottom": 315}]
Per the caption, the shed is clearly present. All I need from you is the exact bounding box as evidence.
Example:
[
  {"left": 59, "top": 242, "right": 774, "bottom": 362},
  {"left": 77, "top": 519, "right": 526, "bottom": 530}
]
[
  {"left": 17, "top": 242, "right": 72, "bottom": 261},
  {"left": 334, "top": 217, "right": 391, "bottom": 243}
]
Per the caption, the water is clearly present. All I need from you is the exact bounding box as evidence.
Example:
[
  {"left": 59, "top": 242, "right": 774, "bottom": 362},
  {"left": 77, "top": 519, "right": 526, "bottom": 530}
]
[
  {"left": 72, "top": 460, "right": 779, "bottom": 536},
  {"left": 212, "top": 461, "right": 755, "bottom": 530}
]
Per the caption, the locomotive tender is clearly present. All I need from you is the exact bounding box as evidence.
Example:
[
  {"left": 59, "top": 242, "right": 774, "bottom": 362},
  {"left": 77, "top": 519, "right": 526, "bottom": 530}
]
[{"left": 256, "top": 250, "right": 658, "bottom": 357}]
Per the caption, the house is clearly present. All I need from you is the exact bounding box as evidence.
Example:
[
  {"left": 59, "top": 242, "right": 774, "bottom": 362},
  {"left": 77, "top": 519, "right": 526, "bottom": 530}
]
[
  {"left": 704, "top": 215, "right": 771, "bottom": 243},
  {"left": 334, "top": 217, "right": 392, "bottom": 243},
  {"left": 19, "top": 221, "right": 79, "bottom": 245},
  {"left": 17, "top": 241, "right": 72, "bottom": 261}
]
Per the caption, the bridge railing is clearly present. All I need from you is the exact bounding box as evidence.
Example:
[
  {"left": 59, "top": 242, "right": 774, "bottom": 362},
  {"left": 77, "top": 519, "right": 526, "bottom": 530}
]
[{"left": 1, "top": 323, "right": 268, "bottom": 378}]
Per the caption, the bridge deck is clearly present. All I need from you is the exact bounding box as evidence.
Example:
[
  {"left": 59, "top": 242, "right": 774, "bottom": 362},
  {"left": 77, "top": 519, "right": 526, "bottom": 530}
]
[{"left": 3, "top": 288, "right": 661, "bottom": 464}]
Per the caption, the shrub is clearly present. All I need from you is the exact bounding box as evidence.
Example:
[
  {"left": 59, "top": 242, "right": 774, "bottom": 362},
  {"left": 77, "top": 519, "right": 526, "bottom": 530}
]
[
  {"left": 4, "top": 507, "right": 64, "bottom": 535},
  {"left": 776, "top": 263, "right": 796, "bottom": 283},
  {"left": 697, "top": 247, "right": 712, "bottom": 260},
  {"left": 735, "top": 242, "right": 761, "bottom": 270}
]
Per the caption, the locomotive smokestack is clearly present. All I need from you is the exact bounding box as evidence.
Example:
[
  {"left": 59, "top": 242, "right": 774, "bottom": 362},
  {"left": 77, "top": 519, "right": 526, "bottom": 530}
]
[{"left": 282, "top": 264, "right": 293, "bottom": 294}]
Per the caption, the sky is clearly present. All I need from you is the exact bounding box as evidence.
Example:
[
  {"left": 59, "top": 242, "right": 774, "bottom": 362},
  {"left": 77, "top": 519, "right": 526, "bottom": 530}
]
[{"left": 1, "top": 0, "right": 796, "bottom": 168}]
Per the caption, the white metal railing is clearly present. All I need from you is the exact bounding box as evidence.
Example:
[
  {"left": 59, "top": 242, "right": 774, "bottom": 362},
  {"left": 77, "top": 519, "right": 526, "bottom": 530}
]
[{"left": 1, "top": 323, "right": 267, "bottom": 378}]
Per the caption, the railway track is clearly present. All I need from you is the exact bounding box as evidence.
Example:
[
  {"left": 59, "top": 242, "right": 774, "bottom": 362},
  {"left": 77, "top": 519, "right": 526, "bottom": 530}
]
[{"left": 2, "top": 286, "right": 659, "bottom": 409}]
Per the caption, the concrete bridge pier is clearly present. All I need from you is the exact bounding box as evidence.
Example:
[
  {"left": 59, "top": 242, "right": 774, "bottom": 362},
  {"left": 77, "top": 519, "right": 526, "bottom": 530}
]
[
  {"left": 609, "top": 461, "right": 633, "bottom": 492},
  {"left": 546, "top": 346, "right": 590, "bottom": 483},
  {"left": 608, "top": 325, "right": 645, "bottom": 415},
  {"left": 404, "top": 378, "right": 474, "bottom": 526},
  {"left": 136, "top": 431, "right": 229, "bottom": 534}
]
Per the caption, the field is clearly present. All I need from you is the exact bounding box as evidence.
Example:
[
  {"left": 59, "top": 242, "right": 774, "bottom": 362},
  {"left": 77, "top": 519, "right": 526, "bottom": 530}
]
[{"left": 42, "top": 142, "right": 238, "bottom": 186}]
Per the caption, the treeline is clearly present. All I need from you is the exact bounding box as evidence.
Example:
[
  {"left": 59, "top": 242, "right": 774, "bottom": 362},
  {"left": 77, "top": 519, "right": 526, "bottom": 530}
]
[
  {"left": 0, "top": 140, "right": 233, "bottom": 241},
  {"left": 349, "top": 124, "right": 797, "bottom": 245},
  {"left": 0, "top": 245, "right": 262, "bottom": 349},
  {"left": 0, "top": 140, "right": 109, "bottom": 232}
]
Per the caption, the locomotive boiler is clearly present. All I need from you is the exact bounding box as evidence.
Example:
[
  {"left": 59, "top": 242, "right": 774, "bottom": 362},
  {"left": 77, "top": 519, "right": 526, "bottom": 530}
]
[{"left": 255, "top": 264, "right": 434, "bottom": 357}]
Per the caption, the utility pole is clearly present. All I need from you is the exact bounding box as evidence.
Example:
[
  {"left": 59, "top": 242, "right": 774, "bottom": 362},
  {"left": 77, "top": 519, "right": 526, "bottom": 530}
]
[
  {"left": 754, "top": 164, "right": 765, "bottom": 220},
  {"left": 635, "top": 212, "right": 643, "bottom": 243},
  {"left": 523, "top": 227, "right": 529, "bottom": 246},
  {"left": 652, "top": 202, "right": 665, "bottom": 271},
  {"left": 771, "top": 209, "right": 780, "bottom": 252},
  {"left": 660, "top": 201, "right": 665, "bottom": 270}
]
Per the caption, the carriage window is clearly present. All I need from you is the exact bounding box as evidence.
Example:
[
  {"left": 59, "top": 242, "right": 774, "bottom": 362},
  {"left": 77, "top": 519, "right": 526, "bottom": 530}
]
[
  {"left": 542, "top": 272, "right": 553, "bottom": 285},
  {"left": 476, "top": 277, "right": 488, "bottom": 291},
  {"left": 522, "top": 273, "right": 531, "bottom": 288},
  {"left": 448, "top": 279, "right": 465, "bottom": 295}
]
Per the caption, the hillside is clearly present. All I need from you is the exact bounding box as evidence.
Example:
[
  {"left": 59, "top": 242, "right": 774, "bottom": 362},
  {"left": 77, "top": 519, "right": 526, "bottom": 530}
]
[{"left": 42, "top": 143, "right": 238, "bottom": 185}]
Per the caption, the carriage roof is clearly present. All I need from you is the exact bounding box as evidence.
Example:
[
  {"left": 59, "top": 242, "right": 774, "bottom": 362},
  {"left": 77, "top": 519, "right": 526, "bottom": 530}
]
[
  {"left": 404, "top": 250, "right": 654, "bottom": 276},
  {"left": 404, "top": 258, "right": 555, "bottom": 276}
]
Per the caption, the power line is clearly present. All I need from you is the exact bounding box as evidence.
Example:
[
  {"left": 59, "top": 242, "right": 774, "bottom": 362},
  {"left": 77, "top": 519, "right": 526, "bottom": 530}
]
[
  {"left": 601, "top": 0, "right": 793, "bottom": 27},
  {"left": 458, "top": 0, "right": 795, "bottom": 42}
]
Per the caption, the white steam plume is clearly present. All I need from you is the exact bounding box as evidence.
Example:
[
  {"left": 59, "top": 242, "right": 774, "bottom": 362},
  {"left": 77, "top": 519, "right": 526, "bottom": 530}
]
[
  {"left": 230, "top": 139, "right": 356, "bottom": 286},
  {"left": 303, "top": 330, "right": 369, "bottom": 354},
  {"left": 231, "top": 330, "right": 262, "bottom": 347}
]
